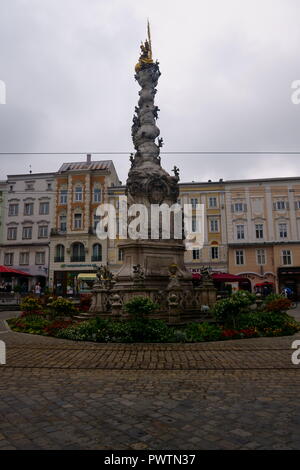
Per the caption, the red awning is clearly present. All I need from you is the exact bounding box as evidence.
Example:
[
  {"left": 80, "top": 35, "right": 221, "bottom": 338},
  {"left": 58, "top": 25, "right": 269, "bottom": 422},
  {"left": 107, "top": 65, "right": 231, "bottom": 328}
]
[
  {"left": 0, "top": 266, "right": 32, "bottom": 276},
  {"left": 255, "top": 282, "right": 274, "bottom": 287},
  {"left": 192, "top": 272, "right": 249, "bottom": 283}
]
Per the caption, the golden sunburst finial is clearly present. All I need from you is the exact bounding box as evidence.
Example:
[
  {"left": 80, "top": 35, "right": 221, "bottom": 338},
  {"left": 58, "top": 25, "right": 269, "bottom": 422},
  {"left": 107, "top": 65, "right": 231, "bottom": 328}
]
[
  {"left": 135, "top": 20, "right": 154, "bottom": 72},
  {"left": 147, "top": 19, "right": 152, "bottom": 61}
]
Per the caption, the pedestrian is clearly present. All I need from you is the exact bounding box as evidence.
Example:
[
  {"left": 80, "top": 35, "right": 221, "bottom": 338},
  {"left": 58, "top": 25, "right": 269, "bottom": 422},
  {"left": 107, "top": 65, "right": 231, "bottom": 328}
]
[{"left": 34, "top": 282, "right": 41, "bottom": 297}]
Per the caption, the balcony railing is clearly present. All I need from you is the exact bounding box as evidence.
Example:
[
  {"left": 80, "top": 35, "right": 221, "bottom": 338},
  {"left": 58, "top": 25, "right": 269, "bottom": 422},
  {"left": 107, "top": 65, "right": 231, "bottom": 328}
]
[
  {"left": 70, "top": 256, "right": 85, "bottom": 262},
  {"left": 54, "top": 256, "right": 64, "bottom": 263},
  {"left": 91, "top": 256, "right": 102, "bottom": 262}
]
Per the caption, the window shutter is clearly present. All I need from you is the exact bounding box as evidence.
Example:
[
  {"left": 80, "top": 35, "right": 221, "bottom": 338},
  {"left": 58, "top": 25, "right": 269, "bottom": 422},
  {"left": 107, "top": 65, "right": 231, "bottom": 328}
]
[
  {"left": 231, "top": 204, "right": 234, "bottom": 212},
  {"left": 273, "top": 202, "right": 277, "bottom": 211},
  {"left": 244, "top": 203, "right": 247, "bottom": 212},
  {"left": 286, "top": 201, "right": 290, "bottom": 210}
]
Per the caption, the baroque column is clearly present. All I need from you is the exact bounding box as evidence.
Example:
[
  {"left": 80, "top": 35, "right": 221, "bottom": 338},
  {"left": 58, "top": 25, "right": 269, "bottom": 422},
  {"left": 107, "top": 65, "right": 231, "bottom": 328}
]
[{"left": 115, "top": 23, "right": 193, "bottom": 291}]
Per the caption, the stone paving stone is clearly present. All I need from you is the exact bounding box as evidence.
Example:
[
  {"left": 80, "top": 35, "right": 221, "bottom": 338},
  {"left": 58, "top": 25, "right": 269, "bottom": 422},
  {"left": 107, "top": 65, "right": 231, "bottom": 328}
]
[{"left": 1, "top": 310, "right": 300, "bottom": 449}]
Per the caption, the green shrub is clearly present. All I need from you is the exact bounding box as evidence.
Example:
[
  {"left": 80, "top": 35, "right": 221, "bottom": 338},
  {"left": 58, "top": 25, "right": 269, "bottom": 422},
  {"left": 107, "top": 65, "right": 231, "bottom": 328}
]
[
  {"left": 265, "top": 298, "right": 292, "bottom": 313},
  {"left": 212, "top": 290, "right": 256, "bottom": 328},
  {"left": 46, "top": 297, "right": 77, "bottom": 319},
  {"left": 56, "top": 316, "right": 173, "bottom": 343},
  {"left": 185, "top": 322, "right": 222, "bottom": 342},
  {"left": 236, "top": 310, "right": 300, "bottom": 335},
  {"left": 8, "top": 317, "right": 50, "bottom": 335},
  {"left": 124, "top": 296, "right": 158, "bottom": 319},
  {"left": 263, "top": 293, "right": 285, "bottom": 305},
  {"left": 20, "top": 296, "right": 42, "bottom": 314}
]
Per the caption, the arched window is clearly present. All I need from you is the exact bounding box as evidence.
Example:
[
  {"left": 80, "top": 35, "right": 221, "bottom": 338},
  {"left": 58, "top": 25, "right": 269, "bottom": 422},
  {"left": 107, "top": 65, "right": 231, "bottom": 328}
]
[
  {"left": 92, "top": 243, "right": 102, "bottom": 262},
  {"left": 71, "top": 242, "right": 85, "bottom": 262},
  {"left": 55, "top": 244, "right": 65, "bottom": 262},
  {"left": 74, "top": 185, "right": 83, "bottom": 202}
]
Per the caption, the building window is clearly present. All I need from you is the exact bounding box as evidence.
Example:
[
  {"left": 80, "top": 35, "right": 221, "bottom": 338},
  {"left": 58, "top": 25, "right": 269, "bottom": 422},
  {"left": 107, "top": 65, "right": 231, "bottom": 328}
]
[
  {"left": 19, "top": 252, "right": 29, "bottom": 265},
  {"left": 282, "top": 250, "right": 292, "bottom": 266},
  {"left": 93, "top": 215, "right": 100, "bottom": 231},
  {"left": 24, "top": 203, "right": 34, "bottom": 216},
  {"left": 209, "top": 197, "right": 217, "bottom": 208},
  {"left": 39, "top": 202, "right": 49, "bottom": 215},
  {"left": 256, "top": 249, "right": 266, "bottom": 265},
  {"left": 190, "top": 198, "right": 198, "bottom": 209},
  {"left": 232, "top": 202, "right": 246, "bottom": 212},
  {"left": 4, "top": 253, "right": 13, "bottom": 266},
  {"left": 211, "top": 246, "right": 219, "bottom": 260},
  {"left": 35, "top": 252, "right": 45, "bottom": 265},
  {"left": 60, "top": 189, "right": 67, "bottom": 205},
  {"left": 7, "top": 227, "right": 17, "bottom": 240},
  {"left": 236, "top": 224, "right": 245, "bottom": 240},
  {"left": 8, "top": 203, "right": 18, "bottom": 216},
  {"left": 94, "top": 187, "right": 102, "bottom": 203},
  {"left": 47, "top": 183, "right": 52, "bottom": 190},
  {"left": 59, "top": 214, "right": 67, "bottom": 232},
  {"left": 74, "top": 213, "right": 82, "bottom": 229},
  {"left": 193, "top": 249, "right": 200, "bottom": 260},
  {"left": 118, "top": 248, "right": 124, "bottom": 261},
  {"left": 71, "top": 242, "right": 85, "bottom": 262},
  {"left": 74, "top": 185, "right": 83, "bottom": 202},
  {"left": 274, "top": 201, "right": 287, "bottom": 211},
  {"left": 192, "top": 215, "right": 197, "bottom": 232},
  {"left": 236, "top": 250, "right": 244, "bottom": 265},
  {"left": 92, "top": 244, "right": 102, "bottom": 262},
  {"left": 255, "top": 224, "right": 264, "bottom": 239},
  {"left": 209, "top": 218, "right": 219, "bottom": 232},
  {"left": 55, "top": 244, "right": 65, "bottom": 262},
  {"left": 38, "top": 225, "right": 48, "bottom": 238},
  {"left": 296, "top": 201, "right": 300, "bottom": 210},
  {"left": 22, "top": 227, "right": 32, "bottom": 239},
  {"left": 279, "top": 223, "right": 288, "bottom": 239}
]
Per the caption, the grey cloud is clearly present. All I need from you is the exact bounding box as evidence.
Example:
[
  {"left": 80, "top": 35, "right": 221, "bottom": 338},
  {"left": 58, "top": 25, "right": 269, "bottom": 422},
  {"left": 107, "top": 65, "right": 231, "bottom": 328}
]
[{"left": 0, "top": 0, "right": 300, "bottom": 183}]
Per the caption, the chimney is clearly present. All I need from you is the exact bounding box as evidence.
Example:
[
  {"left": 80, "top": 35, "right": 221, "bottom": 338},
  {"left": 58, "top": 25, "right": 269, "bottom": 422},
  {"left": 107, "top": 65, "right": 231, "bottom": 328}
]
[{"left": 86, "top": 153, "right": 92, "bottom": 164}]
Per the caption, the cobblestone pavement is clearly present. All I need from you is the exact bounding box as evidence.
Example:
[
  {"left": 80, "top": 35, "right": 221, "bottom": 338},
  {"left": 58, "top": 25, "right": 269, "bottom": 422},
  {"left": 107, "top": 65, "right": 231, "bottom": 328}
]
[{"left": 1, "top": 310, "right": 300, "bottom": 450}]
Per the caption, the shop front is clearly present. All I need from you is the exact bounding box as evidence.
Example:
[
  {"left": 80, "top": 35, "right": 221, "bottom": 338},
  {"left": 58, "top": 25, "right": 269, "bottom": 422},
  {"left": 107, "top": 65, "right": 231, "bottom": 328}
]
[
  {"left": 278, "top": 267, "right": 300, "bottom": 300},
  {"left": 53, "top": 268, "right": 97, "bottom": 297}
]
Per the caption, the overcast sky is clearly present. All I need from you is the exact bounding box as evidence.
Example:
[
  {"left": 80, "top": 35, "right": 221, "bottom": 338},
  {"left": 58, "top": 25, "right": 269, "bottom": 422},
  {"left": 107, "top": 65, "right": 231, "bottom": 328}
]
[{"left": 1, "top": 0, "right": 300, "bottom": 184}]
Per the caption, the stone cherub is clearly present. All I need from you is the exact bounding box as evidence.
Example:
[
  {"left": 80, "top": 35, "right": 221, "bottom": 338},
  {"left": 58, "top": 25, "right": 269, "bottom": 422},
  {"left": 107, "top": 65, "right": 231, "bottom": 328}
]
[
  {"left": 200, "top": 266, "right": 212, "bottom": 282},
  {"left": 132, "top": 264, "right": 145, "bottom": 285},
  {"left": 158, "top": 137, "right": 164, "bottom": 148}
]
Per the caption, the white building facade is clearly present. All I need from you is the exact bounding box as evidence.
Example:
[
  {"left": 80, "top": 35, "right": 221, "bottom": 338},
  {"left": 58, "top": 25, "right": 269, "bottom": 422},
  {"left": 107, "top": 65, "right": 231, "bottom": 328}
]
[{"left": 0, "top": 172, "right": 55, "bottom": 292}]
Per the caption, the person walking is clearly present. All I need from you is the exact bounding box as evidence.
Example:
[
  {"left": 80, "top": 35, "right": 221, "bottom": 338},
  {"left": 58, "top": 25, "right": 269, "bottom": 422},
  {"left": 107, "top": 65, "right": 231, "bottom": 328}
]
[{"left": 34, "top": 282, "right": 41, "bottom": 297}]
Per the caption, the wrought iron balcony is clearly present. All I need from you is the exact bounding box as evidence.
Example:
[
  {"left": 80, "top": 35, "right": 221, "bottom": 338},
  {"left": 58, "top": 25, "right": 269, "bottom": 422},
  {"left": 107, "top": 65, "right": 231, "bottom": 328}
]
[
  {"left": 70, "top": 256, "right": 86, "bottom": 262},
  {"left": 91, "top": 256, "right": 102, "bottom": 262}
]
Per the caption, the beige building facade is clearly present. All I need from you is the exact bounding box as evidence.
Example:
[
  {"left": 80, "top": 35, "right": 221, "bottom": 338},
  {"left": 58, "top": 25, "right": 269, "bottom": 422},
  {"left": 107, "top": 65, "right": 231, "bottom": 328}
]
[
  {"left": 225, "top": 177, "right": 300, "bottom": 296},
  {"left": 48, "top": 157, "right": 120, "bottom": 295}
]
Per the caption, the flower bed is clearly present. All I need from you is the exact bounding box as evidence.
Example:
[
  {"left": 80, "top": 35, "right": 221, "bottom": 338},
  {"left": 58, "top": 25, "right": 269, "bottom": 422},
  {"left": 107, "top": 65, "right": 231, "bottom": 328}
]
[{"left": 7, "top": 293, "right": 300, "bottom": 343}]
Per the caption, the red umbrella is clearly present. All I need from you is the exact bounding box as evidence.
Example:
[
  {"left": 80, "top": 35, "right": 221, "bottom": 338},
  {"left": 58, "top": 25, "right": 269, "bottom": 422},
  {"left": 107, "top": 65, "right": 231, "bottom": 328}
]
[
  {"left": 212, "top": 273, "right": 249, "bottom": 282},
  {"left": 192, "top": 272, "right": 249, "bottom": 282},
  {"left": 0, "top": 266, "right": 32, "bottom": 276}
]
